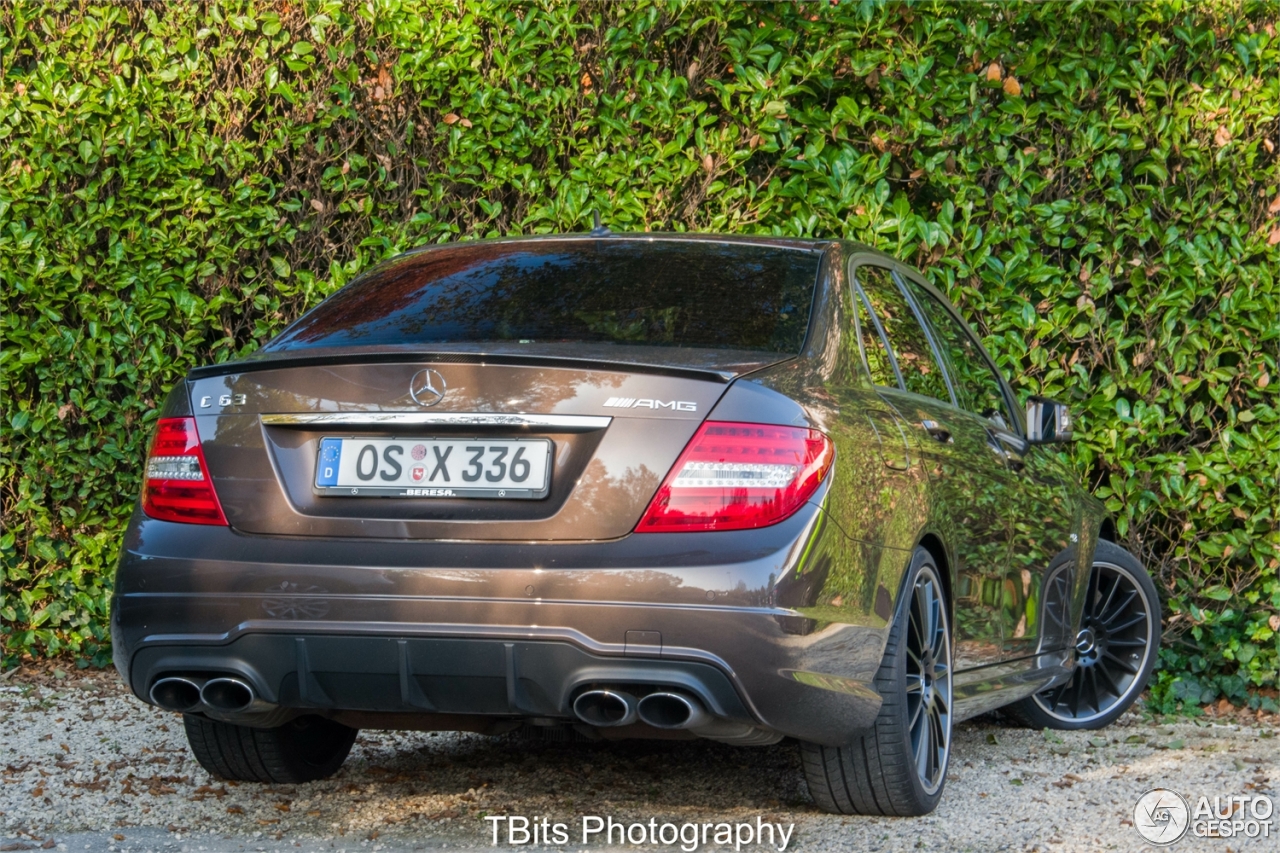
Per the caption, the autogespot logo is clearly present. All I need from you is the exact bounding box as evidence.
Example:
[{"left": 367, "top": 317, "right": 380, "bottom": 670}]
[
  {"left": 1133, "top": 789, "right": 1276, "bottom": 843},
  {"left": 1134, "top": 789, "right": 1190, "bottom": 845}
]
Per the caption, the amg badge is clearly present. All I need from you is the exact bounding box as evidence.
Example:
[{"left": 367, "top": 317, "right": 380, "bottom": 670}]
[{"left": 603, "top": 397, "right": 696, "bottom": 411}]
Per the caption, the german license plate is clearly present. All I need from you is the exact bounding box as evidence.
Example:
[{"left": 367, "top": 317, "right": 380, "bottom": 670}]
[{"left": 314, "top": 437, "right": 552, "bottom": 499}]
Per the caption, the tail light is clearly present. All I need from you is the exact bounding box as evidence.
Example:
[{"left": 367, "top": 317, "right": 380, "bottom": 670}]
[
  {"left": 635, "top": 421, "right": 833, "bottom": 533},
  {"left": 141, "top": 417, "right": 227, "bottom": 525}
]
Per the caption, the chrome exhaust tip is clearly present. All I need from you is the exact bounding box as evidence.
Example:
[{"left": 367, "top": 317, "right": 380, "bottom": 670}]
[
  {"left": 636, "top": 691, "right": 710, "bottom": 730},
  {"left": 572, "top": 689, "right": 637, "bottom": 727},
  {"left": 149, "top": 677, "right": 204, "bottom": 712},
  {"left": 200, "top": 677, "right": 256, "bottom": 713}
]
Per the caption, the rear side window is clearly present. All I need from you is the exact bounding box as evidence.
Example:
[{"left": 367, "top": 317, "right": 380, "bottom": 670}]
[
  {"left": 264, "top": 239, "right": 821, "bottom": 354},
  {"left": 855, "top": 265, "right": 951, "bottom": 403},
  {"left": 850, "top": 273, "right": 899, "bottom": 387},
  {"left": 900, "top": 277, "right": 1014, "bottom": 429},
  {"left": 906, "top": 277, "right": 1013, "bottom": 427}
]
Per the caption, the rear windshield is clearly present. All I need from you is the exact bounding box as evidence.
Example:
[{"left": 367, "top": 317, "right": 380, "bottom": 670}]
[{"left": 264, "top": 239, "right": 822, "bottom": 354}]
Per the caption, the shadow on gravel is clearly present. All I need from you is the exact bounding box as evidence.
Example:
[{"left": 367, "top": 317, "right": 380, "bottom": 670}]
[
  {"left": 6, "top": 670, "right": 1280, "bottom": 852},
  {"left": 344, "top": 727, "right": 815, "bottom": 817}
]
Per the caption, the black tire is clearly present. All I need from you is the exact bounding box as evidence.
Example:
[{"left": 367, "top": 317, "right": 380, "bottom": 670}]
[
  {"left": 1006, "top": 540, "right": 1160, "bottom": 730},
  {"left": 801, "top": 547, "right": 953, "bottom": 816},
  {"left": 184, "top": 714, "right": 358, "bottom": 783}
]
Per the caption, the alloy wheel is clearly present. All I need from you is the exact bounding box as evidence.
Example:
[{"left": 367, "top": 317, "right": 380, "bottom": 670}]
[
  {"left": 1032, "top": 561, "right": 1154, "bottom": 723},
  {"left": 905, "top": 566, "right": 951, "bottom": 795}
]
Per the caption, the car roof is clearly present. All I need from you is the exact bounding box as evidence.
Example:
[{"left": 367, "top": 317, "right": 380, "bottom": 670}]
[{"left": 389, "top": 231, "right": 834, "bottom": 258}]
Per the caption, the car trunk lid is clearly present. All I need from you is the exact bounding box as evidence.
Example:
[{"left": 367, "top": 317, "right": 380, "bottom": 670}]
[{"left": 188, "top": 354, "right": 776, "bottom": 540}]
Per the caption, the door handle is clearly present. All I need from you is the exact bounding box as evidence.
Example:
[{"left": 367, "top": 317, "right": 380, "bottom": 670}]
[{"left": 919, "top": 419, "right": 953, "bottom": 443}]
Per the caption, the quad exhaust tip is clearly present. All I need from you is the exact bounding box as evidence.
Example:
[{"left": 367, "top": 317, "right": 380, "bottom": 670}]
[
  {"left": 201, "top": 677, "right": 256, "bottom": 712},
  {"left": 149, "top": 675, "right": 259, "bottom": 713},
  {"left": 573, "top": 688, "right": 711, "bottom": 730},
  {"left": 572, "top": 689, "right": 638, "bottom": 727},
  {"left": 149, "top": 677, "right": 204, "bottom": 713},
  {"left": 636, "top": 691, "right": 710, "bottom": 730}
]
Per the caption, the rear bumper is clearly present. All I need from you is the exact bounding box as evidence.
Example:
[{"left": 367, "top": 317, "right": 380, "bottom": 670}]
[
  {"left": 112, "top": 500, "right": 900, "bottom": 745},
  {"left": 131, "top": 633, "right": 760, "bottom": 739}
]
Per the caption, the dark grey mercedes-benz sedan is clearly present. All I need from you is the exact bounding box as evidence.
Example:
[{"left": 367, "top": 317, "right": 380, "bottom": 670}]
[{"left": 113, "top": 233, "right": 1159, "bottom": 815}]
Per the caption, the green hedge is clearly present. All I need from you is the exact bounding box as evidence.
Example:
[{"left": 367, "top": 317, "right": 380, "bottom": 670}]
[{"left": 2, "top": 1, "right": 1277, "bottom": 709}]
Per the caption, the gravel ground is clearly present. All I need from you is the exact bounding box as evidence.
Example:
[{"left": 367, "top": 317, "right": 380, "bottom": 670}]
[{"left": 1, "top": 668, "right": 1277, "bottom": 853}]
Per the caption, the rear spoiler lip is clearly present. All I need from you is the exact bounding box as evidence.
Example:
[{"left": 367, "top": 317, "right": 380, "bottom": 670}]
[
  {"left": 260, "top": 412, "right": 613, "bottom": 431},
  {"left": 186, "top": 349, "right": 796, "bottom": 384}
]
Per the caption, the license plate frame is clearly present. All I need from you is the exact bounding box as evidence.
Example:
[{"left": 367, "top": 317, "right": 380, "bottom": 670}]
[{"left": 313, "top": 436, "right": 553, "bottom": 499}]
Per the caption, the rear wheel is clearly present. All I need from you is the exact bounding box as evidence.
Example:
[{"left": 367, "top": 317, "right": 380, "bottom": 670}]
[
  {"left": 184, "top": 714, "right": 357, "bottom": 783},
  {"left": 801, "top": 547, "right": 952, "bottom": 815},
  {"left": 1007, "top": 540, "right": 1159, "bottom": 730}
]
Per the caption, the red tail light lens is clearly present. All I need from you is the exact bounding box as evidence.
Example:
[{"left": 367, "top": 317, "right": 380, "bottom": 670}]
[
  {"left": 635, "top": 421, "right": 834, "bottom": 533},
  {"left": 141, "top": 417, "right": 227, "bottom": 525}
]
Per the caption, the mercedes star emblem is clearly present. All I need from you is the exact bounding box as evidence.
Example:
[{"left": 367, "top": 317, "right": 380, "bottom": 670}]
[{"left": 409, "top": 368, "right": 447, "bottom": 407}]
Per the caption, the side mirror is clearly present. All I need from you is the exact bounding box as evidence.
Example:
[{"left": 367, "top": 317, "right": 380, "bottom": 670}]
[{"left": 1026, "top": 396, "right": 1073, "bottom": 443}]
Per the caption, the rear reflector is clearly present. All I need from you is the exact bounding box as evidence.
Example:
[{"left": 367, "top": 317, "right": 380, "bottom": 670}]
[
  {"left": 635, "top": 421, "right": 833, "bottom": 533},
  {"left": 141, "top": 417, "right": 227, "bottom": 525}
]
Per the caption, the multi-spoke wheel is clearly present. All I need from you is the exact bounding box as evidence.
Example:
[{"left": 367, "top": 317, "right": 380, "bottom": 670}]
[
  {"left": 905, "top": 564, "right": 952, "bottom": 794},
  {"left": 802, "top": 547, "right": 953, "bottom": 815},
  {"left": 1008, "top": 540, "right": 1160, "bottom": 730}
]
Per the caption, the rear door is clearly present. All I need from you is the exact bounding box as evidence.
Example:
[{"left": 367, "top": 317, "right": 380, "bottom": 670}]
[
  {"left": 852, "top": 260, "right": 1015, "bottom": 671},
  {"left": 898, "top": 274, "right": 1078, "bottom": 659}
]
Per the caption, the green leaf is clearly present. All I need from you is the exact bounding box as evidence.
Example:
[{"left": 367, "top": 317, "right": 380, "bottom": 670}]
[{"left": 270, "top": 257, "right": 292, "bottom": 278}]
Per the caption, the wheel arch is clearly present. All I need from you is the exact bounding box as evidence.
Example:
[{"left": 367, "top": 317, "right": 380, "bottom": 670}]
[{"left": 915, "top": 532, "right": 954, "bottom": 621}]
